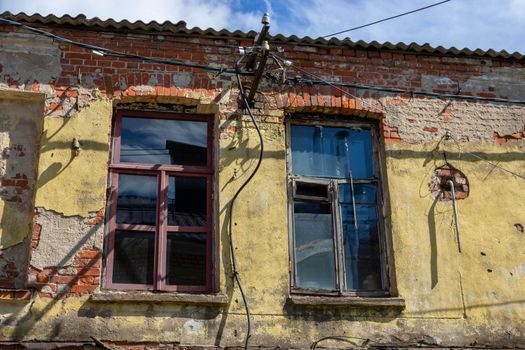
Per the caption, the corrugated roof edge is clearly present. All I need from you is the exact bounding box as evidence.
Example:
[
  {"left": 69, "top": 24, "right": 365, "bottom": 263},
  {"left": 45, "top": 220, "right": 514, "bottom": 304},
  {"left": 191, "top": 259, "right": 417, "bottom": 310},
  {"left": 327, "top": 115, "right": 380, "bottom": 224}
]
[{"left": 1, "top": 11, "right": 523, "bottom": 61}]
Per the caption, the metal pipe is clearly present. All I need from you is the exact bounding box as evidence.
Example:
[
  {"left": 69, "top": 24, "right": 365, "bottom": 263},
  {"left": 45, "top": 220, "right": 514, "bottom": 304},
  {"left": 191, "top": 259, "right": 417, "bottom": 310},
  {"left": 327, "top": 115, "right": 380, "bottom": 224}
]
[
  {"left": 349, "top": 171, "right": 359, "bottom": 234},
  {"left": 447, "top": 180, "right": 462, "bottom": 253}
]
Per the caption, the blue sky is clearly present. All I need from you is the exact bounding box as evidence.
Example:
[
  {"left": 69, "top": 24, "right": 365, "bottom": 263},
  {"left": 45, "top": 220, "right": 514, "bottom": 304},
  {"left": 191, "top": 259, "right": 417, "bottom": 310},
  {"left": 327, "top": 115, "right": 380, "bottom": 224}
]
[{"left": 1, "top": 0, "right": 524, "bottom": 53}]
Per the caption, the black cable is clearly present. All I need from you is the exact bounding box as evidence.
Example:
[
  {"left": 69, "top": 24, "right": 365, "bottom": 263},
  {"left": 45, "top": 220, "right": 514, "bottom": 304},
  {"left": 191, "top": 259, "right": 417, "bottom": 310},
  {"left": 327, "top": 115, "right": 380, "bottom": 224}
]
[
  {"left": 278, "top": 75, "right": 525, "bottom": 105},
  {"left": 310, "top": 335, "right": 381, "bottom": 349},
  {"left": 0, "top": 17, "right": 253, "bottom": 76},
  {"left": 229, "top": 63, "right": 265, "bottom": 350},
  {"left": 321, "top": 0, "right": 452, "bottom": 38},
  {"left": 269, "top": 53, "right": 525, "bottom": 105}
]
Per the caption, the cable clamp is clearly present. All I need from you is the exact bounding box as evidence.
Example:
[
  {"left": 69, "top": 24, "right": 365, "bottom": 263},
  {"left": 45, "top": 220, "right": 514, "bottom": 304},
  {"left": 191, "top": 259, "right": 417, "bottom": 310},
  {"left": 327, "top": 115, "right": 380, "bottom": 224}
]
[{"left": 214, "top": 67, "right": 226, "bottom": 78}]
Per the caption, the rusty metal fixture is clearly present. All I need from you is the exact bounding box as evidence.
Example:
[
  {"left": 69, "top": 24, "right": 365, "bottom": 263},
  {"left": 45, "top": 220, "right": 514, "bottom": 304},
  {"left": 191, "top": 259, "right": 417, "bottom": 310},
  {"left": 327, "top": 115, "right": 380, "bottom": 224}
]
[
  {"left": 448, "top": 179, "right": 462, "bottom": 253},
  {"left": 72, "top": 138, "right": 81, "bottom": 156}
]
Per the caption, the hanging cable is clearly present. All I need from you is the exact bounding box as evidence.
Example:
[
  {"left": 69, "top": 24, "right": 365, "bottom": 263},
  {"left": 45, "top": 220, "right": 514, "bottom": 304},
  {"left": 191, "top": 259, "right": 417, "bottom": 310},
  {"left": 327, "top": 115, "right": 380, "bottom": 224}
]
[
  {"left": 269, "top": 51, "right": 525, "bottom": 108},
  {"left": 449, "top": 136, "right": 525, "bottom": 181},
  {"left": 276, "top": 74, "right": 525, "bottom": 105},
  {"left": 0, "top": 17, "right": 253, "bottom": 76},
  {"left": 320, "top": 0, "right": 452, "bottom": 38},
  {"left": 228, "top": 63, "right": 265, "bottom": 350},
  {"left": 270, "top": 53, "right": 376, "bottom": 110}
]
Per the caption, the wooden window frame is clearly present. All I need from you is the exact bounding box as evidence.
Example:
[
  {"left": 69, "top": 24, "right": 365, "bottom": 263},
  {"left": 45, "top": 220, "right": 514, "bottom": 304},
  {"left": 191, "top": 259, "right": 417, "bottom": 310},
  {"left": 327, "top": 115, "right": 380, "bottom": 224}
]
[
  {"left": 105, "top": 110, "right": 214, "bottom": 293},
  {"left": 286, "top": 116, "right": 393, "bottom": 298}
]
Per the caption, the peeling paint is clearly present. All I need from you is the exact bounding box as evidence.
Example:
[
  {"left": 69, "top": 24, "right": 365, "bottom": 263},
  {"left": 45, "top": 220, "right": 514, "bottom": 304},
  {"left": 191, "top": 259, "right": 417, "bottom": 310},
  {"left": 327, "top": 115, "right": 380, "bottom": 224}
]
[
  {"left": 0, "top": 92, "right": 44, "bottom": 249},
  {"left": 30, "top": 208, "right": 103, "bottom": 270},
  {"left": 33, "top": 99, "right": 112, "bottom": 217},
  {"left": 0, "top": 32, "right": 61, "bottom": 84},
  {"left": 0, "top": 24, "right": 523, "bottom": 349}
]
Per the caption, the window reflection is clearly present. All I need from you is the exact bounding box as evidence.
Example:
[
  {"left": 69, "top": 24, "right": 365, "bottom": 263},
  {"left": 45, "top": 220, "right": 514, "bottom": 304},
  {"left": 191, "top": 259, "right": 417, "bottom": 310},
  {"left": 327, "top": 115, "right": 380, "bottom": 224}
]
[
  {"left": 120, "top": 117, "right": 208, "bottom": 166},
  {"left": 341, "top": 204, "right": 381, "bottom": 291},
  {"left": 168, "top": 177, "right": 207, "bottom": 226},
  {"left": 166, "top": 233, "right": 206, "bottom": 286},
  {"left": 291, "top": 125, "right": 373, "bottom": 179},
  {"left": 116, "top": 174, "right": 157, "bottom": 226},
  {"left": 294, "top": 201, "right": 336, "bottom": 290},
  {"left": 113, "top": 231, "right": 155, "bottom": 285}
]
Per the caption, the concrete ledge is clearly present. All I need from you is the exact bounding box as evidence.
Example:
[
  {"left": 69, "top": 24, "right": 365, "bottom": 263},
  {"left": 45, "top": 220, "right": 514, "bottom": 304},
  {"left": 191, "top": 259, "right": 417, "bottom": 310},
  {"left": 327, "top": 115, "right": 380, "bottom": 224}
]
[
  {"left": 288, "top": 295, "right": 405, "bottom": 308},
  {"left": 90, "top": 291, "right": 229, "bottom": 305},
  {"left": 0, "top": 289, "right": 32, "bottom": 302}
]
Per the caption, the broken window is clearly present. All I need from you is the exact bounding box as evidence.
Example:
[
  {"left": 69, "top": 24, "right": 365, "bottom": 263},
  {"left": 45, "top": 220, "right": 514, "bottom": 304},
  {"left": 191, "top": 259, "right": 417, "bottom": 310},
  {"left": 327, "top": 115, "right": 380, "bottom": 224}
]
[
  {"left": 287, "top": 119, "right": 390, "bottom": 296},
  {"left": 106, "top": 110, "right": 213, "bottom": 292}
]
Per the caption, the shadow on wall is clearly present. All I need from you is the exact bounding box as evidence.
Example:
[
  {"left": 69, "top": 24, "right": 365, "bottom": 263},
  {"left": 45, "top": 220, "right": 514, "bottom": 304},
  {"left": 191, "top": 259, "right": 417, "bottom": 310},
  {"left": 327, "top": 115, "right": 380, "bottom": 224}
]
[
  {"left": 428, "top": 197, "right": 439, "bottom": 289},
  {"left": 36, "top": 126, "right": 109, "bottom": 190},
  {"left": 0, "top": 220, "right": 101, "bottom": 338},
  {"left": 0, "top": 94, "right": 45, "bottom": 287}
]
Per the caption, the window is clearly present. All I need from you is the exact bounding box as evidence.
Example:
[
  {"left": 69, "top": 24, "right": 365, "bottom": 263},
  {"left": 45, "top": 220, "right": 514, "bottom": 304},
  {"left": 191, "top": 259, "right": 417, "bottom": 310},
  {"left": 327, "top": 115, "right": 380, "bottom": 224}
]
[
  {"left": 106, "top": 110, "right": 213, "bottom": 292},
  {"left": 287, "top": 118, "right": 390, "bottom": 297}
]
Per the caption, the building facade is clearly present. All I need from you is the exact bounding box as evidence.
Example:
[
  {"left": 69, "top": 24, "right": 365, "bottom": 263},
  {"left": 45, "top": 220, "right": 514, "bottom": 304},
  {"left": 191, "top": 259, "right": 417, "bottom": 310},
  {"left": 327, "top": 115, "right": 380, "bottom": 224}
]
[{"left": 0, "top": 12, "right": 524, "bottom": 349}]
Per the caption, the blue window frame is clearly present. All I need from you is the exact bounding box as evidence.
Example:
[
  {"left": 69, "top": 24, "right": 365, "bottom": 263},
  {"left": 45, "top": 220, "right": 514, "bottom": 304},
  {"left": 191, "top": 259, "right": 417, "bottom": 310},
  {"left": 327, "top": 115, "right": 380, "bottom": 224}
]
[{"left": 288, "top": 120, "right": 389, "bottom": 296}]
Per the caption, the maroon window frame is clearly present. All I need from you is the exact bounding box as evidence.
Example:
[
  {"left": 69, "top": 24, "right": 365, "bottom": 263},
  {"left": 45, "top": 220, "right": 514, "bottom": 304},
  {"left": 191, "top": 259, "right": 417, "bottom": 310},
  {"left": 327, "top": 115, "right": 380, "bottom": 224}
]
[{"left": 106, "top": 110, "right": 214, "bottom": 292}]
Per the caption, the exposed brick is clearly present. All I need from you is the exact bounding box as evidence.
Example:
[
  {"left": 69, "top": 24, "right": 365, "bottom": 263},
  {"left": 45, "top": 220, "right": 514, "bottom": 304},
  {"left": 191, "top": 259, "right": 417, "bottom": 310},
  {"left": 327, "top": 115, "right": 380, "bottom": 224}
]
[
  {"left": 1, "top": 178, "right": 15, "bottom": 186},
  {"left": 35, "top": 274, "right": 49, "bottom": 283},
  {"left": 77, "top": 249, "right": 101, "bottom": 259},
  {"left": 0, "top": 290, "right": 31, "bottom": 300},
  {"left": 77, "top": 267, "right": 101, "bottom": 276},
  {"left": 69, "top": 284, "right": 98, "bottom": 294}
]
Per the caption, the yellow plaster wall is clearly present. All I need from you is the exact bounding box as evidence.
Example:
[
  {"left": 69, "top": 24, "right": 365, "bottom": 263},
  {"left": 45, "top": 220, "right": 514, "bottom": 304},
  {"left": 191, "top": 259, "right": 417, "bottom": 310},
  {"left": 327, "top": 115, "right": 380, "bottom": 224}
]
[
  {"left": 33, "top": 99, "right": 112, "bottom": 217},
  {"left": 0, "top": 92, "right": 44, "bottom": 249},
  {"left": 386, "top": 140, "right": 525, "bottom": 323},
  {"left": 1, "top": 109, "right": 524, "bottom": 347}
]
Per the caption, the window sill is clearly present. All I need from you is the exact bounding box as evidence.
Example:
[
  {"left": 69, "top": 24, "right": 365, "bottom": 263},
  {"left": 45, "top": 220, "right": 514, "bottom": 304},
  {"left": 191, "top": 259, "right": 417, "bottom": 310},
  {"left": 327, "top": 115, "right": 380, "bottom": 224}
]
[
  {"left": 0, "top": 289, "right": 32, "bottom": 302},
  {"left": 287, "top": 294, "right": 405, "bottom": 308},
  {"left": 90, "top": 290, "right": 228, "bottom": 305}
]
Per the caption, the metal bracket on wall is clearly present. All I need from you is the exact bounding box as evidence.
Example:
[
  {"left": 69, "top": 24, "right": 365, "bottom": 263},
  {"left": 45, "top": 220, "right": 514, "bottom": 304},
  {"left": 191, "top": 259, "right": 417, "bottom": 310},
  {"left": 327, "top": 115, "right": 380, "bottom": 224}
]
[{"left": 242, "top": 13, "right": 271, "bottom": 108}]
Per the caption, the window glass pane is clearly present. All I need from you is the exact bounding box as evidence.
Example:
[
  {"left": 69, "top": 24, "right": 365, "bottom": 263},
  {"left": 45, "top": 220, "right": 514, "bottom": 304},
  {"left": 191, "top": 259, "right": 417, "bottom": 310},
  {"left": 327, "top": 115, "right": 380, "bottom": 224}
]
[
  {"left": 341, "top": 204, "right": 382, "bottom": 291},
  {"left": 291, "top": 125, "right": 373, "bottom": 179},
  {"left": 166, "top": 233, "right": 207, "bottom": 286},
  {"left": 293, "top": 201, "right": 336, "bottom": 290},
  {"left": 168, "top": 177, "right": 207, "bottom": 227},
  {"left": 116, "top": 174, "right": 157, "bottom": 226},
  {"left": 295, "top": 182, "right": 329, "bottom": 198},
  {"left": 119, "top": 117, "right": 208, "bottom": 166},
  {"left": 112, "top": 231, "right": 154, "bottom": 285},
  {"left": 339, "top": 184, "right": 377, "bottom": 203}
]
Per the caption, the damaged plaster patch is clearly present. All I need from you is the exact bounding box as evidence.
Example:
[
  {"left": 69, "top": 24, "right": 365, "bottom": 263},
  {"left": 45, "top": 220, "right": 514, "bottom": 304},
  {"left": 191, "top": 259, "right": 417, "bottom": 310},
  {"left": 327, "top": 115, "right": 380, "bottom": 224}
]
[
  {"left": 383, "top": 96, "right": 525, "bottom": 143},
  {"left": 133, "top": 85, "right": 154, "bottom": 93},
  {"left": 0, "top": 32, "right": 61, "bottom": 84},
  {"left": 422, "top": 68, "right": 525, "bottom": 101},
  {"left": 172, "top": 72, "right": 192, "bottom": 88},
  {"left": 30, "top": 208, "right": 103, "bottom": 270},
  {"left": 181, "top": 319, "right": 205, "bottom": 343},
  {"left": 0, "top": 238, "right": 30, "bottom": 288},
  {"left": 510, "top": 263, "right": 525, "bottom": 277}
]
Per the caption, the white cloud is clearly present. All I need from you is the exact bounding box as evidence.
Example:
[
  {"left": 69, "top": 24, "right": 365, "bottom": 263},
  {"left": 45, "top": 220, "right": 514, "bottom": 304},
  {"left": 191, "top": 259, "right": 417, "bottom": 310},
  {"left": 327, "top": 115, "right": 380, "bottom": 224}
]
[
  {"left": 276, "top": 0, "right": 525, "bottom": 52},
  {"left": 0, "top": 0, "right": 255, "bottom": 30},
  {"left": 0, "top": 0, "right": 523, "bottom": 52}
]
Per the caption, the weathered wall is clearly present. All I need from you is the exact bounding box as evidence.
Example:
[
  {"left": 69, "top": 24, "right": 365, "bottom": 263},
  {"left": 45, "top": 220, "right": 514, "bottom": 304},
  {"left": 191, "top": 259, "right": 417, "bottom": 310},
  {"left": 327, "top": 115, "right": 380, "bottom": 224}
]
[
  {"left": 0, "top": 20, "right": 524, "bottom": 349},
  {"left": 0, "top": 90, "right": 44, "bottom": 288}
]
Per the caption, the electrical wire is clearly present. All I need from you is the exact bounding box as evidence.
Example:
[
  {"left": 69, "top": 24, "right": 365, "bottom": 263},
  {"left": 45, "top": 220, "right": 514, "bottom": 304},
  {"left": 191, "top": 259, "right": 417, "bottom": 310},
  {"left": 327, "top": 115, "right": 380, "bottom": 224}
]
[
  {"left": 0, "top": 17, "right": 253, "bottom": 76},
  {"left": 270, "top": 52, "right": 376, "bottom": 110},
  {"left": 321, "top": 0, "right": 452, "bottom": 38},
  {"left": 5, "top": 16, "right": 525, "bottom": 106},
  {"left": 310, "top": 335, "right": 382, "bottom": 349},
  {"left": 279, "top": 75, "right": 525, "bottom": 105},
  {"left": 449, "top": 136, "right": 525, "bottom": 180},
  {"left": 228, "top": 63, "right": 265, "bottom": 350}
]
